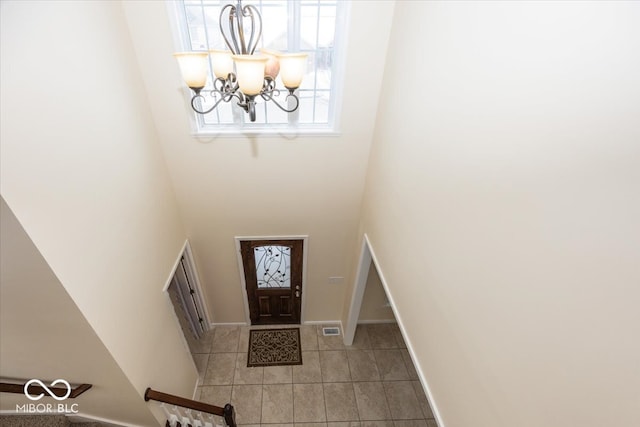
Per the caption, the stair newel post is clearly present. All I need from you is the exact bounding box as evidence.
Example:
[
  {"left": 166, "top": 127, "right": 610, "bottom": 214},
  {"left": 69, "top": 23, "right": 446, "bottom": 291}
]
[{"left": 223, "top": 403, "right": 236, "bottom": 427}]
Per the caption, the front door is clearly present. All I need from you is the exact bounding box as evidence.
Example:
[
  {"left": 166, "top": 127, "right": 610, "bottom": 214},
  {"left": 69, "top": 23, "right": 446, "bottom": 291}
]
[{"left": 240, "top": 239, "right": 303, "bottom": 325}]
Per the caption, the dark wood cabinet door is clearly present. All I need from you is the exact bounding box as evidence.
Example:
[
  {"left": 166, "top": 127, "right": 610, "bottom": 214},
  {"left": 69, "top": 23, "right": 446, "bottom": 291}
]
[{"left": 240, "top": 239, "right": 303, "bottom": 325}]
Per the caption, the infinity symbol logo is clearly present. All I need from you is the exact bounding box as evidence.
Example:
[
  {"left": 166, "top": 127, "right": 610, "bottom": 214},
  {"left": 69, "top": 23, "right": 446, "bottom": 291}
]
[{"left": 24, "top": 379, "right": 71, "bottom": 401}]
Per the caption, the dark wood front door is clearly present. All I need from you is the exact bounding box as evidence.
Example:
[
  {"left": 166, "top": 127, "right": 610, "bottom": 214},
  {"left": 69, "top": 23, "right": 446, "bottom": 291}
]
[{"left": 240, "top": 239, "right": 303, "bottom": 325}]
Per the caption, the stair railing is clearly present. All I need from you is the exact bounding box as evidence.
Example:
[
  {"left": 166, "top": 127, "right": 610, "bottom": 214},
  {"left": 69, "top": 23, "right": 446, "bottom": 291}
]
[
  {"left": 145, "top": 387, "right": 236, "bottom": 427},
  {"left": 0, "top": 379, "right": 92, "bottom": 399}
]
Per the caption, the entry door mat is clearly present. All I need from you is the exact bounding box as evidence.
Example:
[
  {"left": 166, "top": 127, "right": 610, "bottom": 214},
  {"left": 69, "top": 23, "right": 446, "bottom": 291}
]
[{"left": 247, "top": 328, "right": 303, "bottom": 367}]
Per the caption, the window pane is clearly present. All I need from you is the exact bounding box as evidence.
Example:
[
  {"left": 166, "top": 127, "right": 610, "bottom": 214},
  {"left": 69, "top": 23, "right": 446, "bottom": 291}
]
[
  {"left": 255, "top": 246, "right": 291, "bottom": 289},
  {"left": 175, "top": 0, "right": 343, "bottom": 130}
]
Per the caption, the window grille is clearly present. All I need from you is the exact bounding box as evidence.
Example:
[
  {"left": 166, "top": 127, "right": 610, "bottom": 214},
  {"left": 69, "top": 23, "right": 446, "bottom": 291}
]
[{"left": 172, "top": 0, "right": 347, "bottom": 133}]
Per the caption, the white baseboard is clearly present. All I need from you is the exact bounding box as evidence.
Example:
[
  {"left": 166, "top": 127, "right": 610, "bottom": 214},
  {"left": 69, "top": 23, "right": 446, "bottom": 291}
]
[
  {"left": 302, "top": 320, "right": 341, "bottom": 325},
  {"left": 208, "top": 322, "right": 248, "bottom": 328}
]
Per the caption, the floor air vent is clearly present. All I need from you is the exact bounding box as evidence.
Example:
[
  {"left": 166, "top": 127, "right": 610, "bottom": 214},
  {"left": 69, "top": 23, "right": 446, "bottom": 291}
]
[{"left": 322, "top": 326, "right": 341, "bottom": 336}]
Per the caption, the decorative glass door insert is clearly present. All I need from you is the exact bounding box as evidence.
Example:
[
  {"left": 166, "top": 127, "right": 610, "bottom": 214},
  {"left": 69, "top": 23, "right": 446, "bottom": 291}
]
[{"left": 254, "top": 245, "right": 291, "bottom": 289}]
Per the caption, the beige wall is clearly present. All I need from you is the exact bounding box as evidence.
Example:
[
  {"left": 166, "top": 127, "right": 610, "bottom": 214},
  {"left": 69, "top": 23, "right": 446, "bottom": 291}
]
[
  {"left": 0, "top": 0, "right": 196, "bottom": 421},
  {"left": 0, "top": 199, "right": 155, "bottom": 425},
  {"left": 122, "top": 0, "right": 396, "bottom": 323},
  {"left": 358, "top": 264, "right": 394, "bottom": 322},
  {"left": 355, "top": 1, "right": 640, "bottom": 426}
]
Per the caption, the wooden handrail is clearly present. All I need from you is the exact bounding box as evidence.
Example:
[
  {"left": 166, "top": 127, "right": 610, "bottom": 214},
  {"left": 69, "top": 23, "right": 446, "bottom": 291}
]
[
  {"left": 145, "top": 387, "right": 236, "bottom": 427},
  {"left": 0, "top": 381, "right": 92, "bottom": 398}
]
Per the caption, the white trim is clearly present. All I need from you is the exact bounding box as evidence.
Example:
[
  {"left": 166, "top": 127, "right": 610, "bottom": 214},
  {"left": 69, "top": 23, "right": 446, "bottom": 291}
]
[
  {"left": 161, "top": 242, "right": 197, "bottom": 376},
  {"left": 163, "top": 240, "right": 212, "bottom": 330},
  {"left": 343, "top": 235, "right": 372, "bottom": 345},
  {"left": 302, "top": 320, "right": 342, "bottom": 326},
  {"left": 192, "top": 377, "right": 200, "bottom": 401},
  {"left": 161, "top": 240, "right": 211, "bottom": 384},
  {"left": 182, "top": 241, "right": 213, "bottom": 329},
  {"left": 209, "top": 322, "right": 248, "bottom": 328},
  {"left": 192, "top": 129, "right": 343, "bottom": 139},
  {"left": 344, "top": 233, "right": 446, "bottom": 427},
  {"left": 234, "top": 235, "right": 309, "bottom": 326}
]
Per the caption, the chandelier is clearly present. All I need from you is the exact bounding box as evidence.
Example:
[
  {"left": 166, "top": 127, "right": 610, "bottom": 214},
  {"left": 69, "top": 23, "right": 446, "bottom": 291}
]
[{"left": 173, "top": 0, "right": 308, "bottom": 122}]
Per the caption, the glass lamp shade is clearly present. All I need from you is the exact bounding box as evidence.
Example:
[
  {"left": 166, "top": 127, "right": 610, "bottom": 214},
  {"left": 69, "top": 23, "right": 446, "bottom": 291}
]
[
  {"left": 278, "top": 53, "right": 308, "bottom": 89},
  {"left": 209, "top": 49, "right": 234, "bottom": 79},
  {"left": 173, "top": 52, "right": 209, "bottom": 89},
  {"left": 260, "top": 48, "right": 281, "bottom": 79},
  {"left": 232, "top": 55, "right": 268, "bottom": 96}
]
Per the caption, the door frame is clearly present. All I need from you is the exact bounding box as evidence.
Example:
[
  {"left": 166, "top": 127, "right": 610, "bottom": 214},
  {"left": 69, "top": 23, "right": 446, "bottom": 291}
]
[
  {"left": 235, "top": 235, "right": 309, "bottom": 325},
  {"left": 163, "top": 240, "right": 212, "bottom": 330}
]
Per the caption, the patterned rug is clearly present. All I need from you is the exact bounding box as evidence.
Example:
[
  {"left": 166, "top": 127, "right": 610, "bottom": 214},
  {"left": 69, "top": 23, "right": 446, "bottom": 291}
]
[{"left": 247, "top": 328, "right": 303, "bottom": 367}]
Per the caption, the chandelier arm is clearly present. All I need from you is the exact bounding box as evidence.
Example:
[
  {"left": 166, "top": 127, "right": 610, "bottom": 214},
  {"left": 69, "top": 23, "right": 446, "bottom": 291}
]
[
  {"left": 260, "top": 90, "right": 300, "bottom": 113},
  {"left": 234, "top": 0, "right": 248, "bottom": 54},
  {"left": 219, "top": 3, "right": 240, "bottom": 54},
  {"left": 190, "top": 92, "right": 231, "bottom": 115},
  {"left": 243, "top": 4, "right": 262, "bottom": 55},
  {"left": 189, "top": 76, "right": 242, "bottom": 115}
]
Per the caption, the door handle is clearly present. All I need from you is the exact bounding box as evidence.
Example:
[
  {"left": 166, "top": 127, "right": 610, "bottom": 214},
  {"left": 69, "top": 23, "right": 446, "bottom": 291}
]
[{"left": 295, "top": 290, "right": 300, "bottom": 298}]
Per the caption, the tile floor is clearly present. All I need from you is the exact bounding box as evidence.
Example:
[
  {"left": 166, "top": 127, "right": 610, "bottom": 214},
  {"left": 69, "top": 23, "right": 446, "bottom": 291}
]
[{"left": 191, "top": 324, "right": 437, "bottom": 427}]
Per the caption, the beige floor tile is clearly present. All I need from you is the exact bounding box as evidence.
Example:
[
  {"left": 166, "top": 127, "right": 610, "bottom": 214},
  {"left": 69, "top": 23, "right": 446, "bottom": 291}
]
[
  {"left": 262, "top": 384, "right": 294, "bottom": 423},
  {"left": 264, "top": 364, "right": 293, "bottom": 384},
  {"left": 293, "top": 351, "right": 322, "bottom": 383},
  {"left": 193, "top": 386, "right": 202, "bottom": 401},
  {"left": 412, "top": 381, "right": 434, "bottom": 419},
  {"left": 293, "top": 383, "right": 326, "bottom": 422},
  {"left": 393, "top": 421, "right": 427, "bottom": 427},
  {"left": 212, "top": 325, "right": 240, "bottom": 353},
  {"left": 317, "top": 325, "right": 345, "bottom": 350},
  {"left": 189, "top": 330, "right": 215, "bottom": 354},
  {"left": 361, "top": 422, "right": 394, "bottom": 427},
  {"left": 323, "top": 383, "right": 359, "bottom": 422},
  {"left": 347, "top": 326, "right": 371, "bottom": 350},
  {"left": 238, "top": 326, "right": 251, "bottom": 352},
  {"left": 300, "top": 325, "right": 319, "bottom": 351},
  {"left": 193, "top": 353, "right": 209, "bottom": 382},
  {"left": 426, "top": 421, "right": 438, "bottom": 427},
  {"left": 353, "top": 382, "right": 391, "bottom": 421},
  {"left": 231, "top": 384, "right": 262, "bottom": 424},
  {"left": 347, "top": 350, "right": 380, "bottom": 381},
  {"left": 234, "top": 352, "right": 264, "bottom": 384},
  {"left": 320, "top": 351, "right": 351, "bottom": 382},
  {"left": 295, "top": 424, "right": 328, "bottom": 427},
  {"left": 374, "top": 349, "right": 409, "bottom": 381},
  {"left": 366, "top": 324, "right": 398, "bottom": 349},
  {"left": 383, "top": 381, "right": 423, "bottom": 420},
  {"left": 199, "top": 385, "right": 232, "bottom": 406},
  {"left": 204, "top": 353, "right": 236, "bottom": 385},
  {"left": 400, "top": 349, "right": 419, "bottom": 380},
  {"left": 391, "top": 324, "right": 407, "bottom": 349},
  {"left": 328, "top": 423, "right": 361, "bottom": 427}
]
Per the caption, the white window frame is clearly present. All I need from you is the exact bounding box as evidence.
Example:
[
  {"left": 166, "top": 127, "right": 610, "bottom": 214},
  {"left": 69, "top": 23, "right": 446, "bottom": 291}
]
[{"left": 166, "top": 0, "right": 350, "bottom": 137}]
